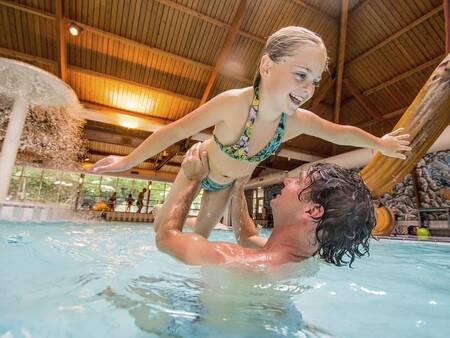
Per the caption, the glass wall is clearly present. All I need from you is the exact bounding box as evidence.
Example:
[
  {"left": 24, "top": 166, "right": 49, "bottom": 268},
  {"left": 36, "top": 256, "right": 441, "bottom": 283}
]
[
  {"left": 7, "top": 165, "right": 202, "bottom": 215},
  {"left": 7, "top": 166, "right": 78, "bottom": 207}
]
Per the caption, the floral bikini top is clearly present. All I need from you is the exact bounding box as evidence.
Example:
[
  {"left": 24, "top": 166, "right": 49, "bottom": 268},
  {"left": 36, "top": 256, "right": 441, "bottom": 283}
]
[{"left": 213, "top": 82, "right": 287, "bottom": 163}]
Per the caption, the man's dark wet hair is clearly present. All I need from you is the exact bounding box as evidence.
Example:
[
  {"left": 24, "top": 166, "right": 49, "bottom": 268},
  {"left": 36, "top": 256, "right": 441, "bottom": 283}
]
[{"left": 299, "top": 163, "right": 376, "bottom": 267}]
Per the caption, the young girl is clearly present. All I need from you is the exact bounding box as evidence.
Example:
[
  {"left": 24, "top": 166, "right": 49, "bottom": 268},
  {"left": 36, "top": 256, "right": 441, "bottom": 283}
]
[{"left": 91, "top": 26, "right": 410, "bottom": 237}]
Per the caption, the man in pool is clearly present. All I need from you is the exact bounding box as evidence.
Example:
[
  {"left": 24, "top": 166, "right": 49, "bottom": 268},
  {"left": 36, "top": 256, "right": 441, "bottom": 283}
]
[{"left": 155, "top": 143, "right": 376, "bottom": 268}]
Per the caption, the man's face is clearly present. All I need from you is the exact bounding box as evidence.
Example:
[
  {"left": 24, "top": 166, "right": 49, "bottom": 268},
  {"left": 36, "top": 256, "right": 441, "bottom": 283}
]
[{"left": 270, "top": 170, "right": 312, "bottom": 221}]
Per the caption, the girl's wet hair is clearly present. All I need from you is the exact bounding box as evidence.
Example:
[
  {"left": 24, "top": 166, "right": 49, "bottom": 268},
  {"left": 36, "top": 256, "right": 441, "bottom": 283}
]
[
  {"left": 299, "top": 163, "right": 376, "bottom": 267},
  {"left": 254, "top": 26, "right": 328, "bottom": 89}
]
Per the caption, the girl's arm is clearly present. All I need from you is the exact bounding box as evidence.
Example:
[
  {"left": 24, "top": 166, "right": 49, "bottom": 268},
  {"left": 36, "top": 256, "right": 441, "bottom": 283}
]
[
  {"left": 91, "top": 91, "right": 238, "bottom": 173},
  {"left": 291, "top": 109, "right": 411, "bottom": 159}
]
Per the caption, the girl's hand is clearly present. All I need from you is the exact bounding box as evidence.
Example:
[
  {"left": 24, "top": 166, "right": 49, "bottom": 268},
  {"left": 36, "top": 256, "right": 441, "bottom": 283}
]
[
  {"left": 90, "top": 155, "right": 130, "bottom": 173},
  {"left": 379, "top": 128, "right": 411, "bottom": 159},
  {"left": 182, "top": 143, "right": 209, "bottom": 181}
]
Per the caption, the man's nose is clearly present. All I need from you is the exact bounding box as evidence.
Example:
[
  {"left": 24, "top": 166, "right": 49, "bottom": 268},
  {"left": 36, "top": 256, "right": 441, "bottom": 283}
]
[{"left": 283, "top": 177, "right": 294, "bottom": 185}]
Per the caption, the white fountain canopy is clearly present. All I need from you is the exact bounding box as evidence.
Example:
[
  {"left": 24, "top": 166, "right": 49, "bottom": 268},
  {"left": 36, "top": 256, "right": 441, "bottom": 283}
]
[
  {"left": 0, "top": 57, "right": 80, "bottom": 112},
  {"left": 0, "top": 57, "right": 82, "bottom": 204}
]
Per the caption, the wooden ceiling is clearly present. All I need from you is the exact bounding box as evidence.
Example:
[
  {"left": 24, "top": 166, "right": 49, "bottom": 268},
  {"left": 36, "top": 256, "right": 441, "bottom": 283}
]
[{"left": 0, "top": 0, "right": 448, "bottom": 180}]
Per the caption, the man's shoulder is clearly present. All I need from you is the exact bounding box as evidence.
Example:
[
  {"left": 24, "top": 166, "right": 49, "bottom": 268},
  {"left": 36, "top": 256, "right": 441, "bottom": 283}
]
[{"left": 212, "top": 243, "right": 286, "bottom": 269}]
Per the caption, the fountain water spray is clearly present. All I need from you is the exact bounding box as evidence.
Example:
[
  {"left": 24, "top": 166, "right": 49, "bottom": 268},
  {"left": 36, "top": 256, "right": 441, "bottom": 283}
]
[{"left": 0, "top": 57, "right": 84, "bottom": 202}]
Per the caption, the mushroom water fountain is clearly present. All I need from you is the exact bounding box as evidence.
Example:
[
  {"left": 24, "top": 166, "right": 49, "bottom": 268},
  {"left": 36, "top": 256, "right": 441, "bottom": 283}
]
[{"left": 0, "top": 57, "right": 84, "bottom": 202}]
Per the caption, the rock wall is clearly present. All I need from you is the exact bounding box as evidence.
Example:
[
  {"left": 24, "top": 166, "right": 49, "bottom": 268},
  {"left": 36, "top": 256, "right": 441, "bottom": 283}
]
[{"left": 378, "top": 150, "right": 449, "bottom": 221}]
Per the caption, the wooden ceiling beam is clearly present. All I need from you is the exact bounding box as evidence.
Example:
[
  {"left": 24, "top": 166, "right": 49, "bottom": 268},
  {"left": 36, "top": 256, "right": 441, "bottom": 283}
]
[
  {"left": 200, "top": 0, "right": 251, "bottom": 105},
  {"left": 0, "top": 0, "right": 53, "bottom": 19},
  {"left": 153, "top": 151, "right": 178, "bottom": 171},
  {"left": 343, "top": 78, "right": 380, "bottom": 121},
  {"left": 0, "top": 46, "right": 200, "bottom": 107},
  {"left": 444, "top": 0, "right": 450, "bottom": 54},
  {"left": 69, "top": 66, "right": 199, "bottom": 103},
  {"left": 290, "top": 0, "right": 338, "bottom": 22},
  {"left": 155, "top": 0, "right": 265, "bottom": 44},
  {"left": 0, "top": 0, "right": 253, "bottom": 84},
  {"left": 348, "top": 0, "right": 371, "bottom": 16},
  {"left": 333, "top": 0, "right": 349, "bottom": 126},
  {"left": 73, "top": 21, "right": 214, "bottom": 73},
  {"left": 343, "top": 78, "right": 391, "bottom": 130},
  {"left": 82, "top": 101, "right": 173, "bottom": 124},
  {"left": 84, "top": 127, "right": 146, "bottom": 148},
  {"left": 55, "top": 0, "right": 67, "bottom": 82},
  {"left": 87, "top": 151, "right": 181, "bottom": 168},
  {"left": 362, "top": 55, "right": 444, "bottom": 96},
  {"left": 346, "top": 5, "right": 443, "bottom": 68},
  {"left": 357, "top": 107, "right": 407, "bottom": 128},
  {"left": 0, "top": 46, "right": 55, "bottom": 67}
]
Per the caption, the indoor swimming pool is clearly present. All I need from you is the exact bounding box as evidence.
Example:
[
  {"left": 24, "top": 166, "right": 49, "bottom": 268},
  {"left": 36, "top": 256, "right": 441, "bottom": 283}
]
[{"left": 1, "top": 220, "right": 449, "bottom": 338}]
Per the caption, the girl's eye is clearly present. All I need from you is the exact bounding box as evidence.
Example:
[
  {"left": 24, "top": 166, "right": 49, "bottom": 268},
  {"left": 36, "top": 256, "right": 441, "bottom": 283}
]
[
  {"left": 312, "top": 80, "right": 321, "bottom": 87},
  {"left": 295, "top": 72, "right": 307, "bottom": 80}
]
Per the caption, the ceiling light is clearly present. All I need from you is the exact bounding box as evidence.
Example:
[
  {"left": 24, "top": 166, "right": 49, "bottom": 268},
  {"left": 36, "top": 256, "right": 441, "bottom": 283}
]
[{"left": 68, "top": 23, "right": 83, "bottom": 36}]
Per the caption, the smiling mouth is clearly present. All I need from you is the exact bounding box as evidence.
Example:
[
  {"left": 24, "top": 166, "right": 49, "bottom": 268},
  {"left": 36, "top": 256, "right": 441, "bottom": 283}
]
[{"left": 289, "top": 93, "right": 303, "bottom": 107}]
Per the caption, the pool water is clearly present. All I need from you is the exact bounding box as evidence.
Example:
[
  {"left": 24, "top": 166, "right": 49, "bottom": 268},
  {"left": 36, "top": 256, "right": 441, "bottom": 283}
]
[{"left": 1, "top": 221, "right": 449, "bottom": 338}]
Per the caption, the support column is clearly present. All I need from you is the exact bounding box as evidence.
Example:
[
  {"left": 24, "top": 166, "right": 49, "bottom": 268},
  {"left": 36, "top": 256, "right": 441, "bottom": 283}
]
[
  {"left": 0, "top": 97, "right": 28, "bottom": 202},
  {"left": 73, "top": 173, "right": 85, "bottom": 211},
  {"left": 145, "top": 180, "right": 152, "bottom": 213}
]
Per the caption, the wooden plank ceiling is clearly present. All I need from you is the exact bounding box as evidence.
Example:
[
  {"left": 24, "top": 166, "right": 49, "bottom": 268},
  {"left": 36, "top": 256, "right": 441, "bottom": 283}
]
[{"left": 0, "top": 0, "right": 447, "bottom": 179}]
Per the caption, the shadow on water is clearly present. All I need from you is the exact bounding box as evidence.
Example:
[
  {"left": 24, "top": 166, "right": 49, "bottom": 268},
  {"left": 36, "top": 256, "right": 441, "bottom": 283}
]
[{"left": 98, "top": 259, "right": 333, "bottom": 338}]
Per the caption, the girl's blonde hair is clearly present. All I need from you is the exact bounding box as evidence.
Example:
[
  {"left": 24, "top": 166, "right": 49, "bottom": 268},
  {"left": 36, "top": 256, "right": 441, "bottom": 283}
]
[{"left": 254, "top": 26, "right": 327, "bottom": 88}]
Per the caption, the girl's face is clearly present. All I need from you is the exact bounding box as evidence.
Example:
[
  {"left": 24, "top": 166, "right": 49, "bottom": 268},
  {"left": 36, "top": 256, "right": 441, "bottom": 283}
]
[{"left": 261, "top": 43, "right": 327, "bottom": 115}]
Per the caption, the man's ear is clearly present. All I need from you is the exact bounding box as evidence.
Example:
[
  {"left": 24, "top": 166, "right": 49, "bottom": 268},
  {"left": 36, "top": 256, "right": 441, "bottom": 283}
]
[
  {"left": 306, "top": 204, "right": 324, "bottom": 220},
  {"left": 259, "top": 54, "right": 273, "bottom": 79}
]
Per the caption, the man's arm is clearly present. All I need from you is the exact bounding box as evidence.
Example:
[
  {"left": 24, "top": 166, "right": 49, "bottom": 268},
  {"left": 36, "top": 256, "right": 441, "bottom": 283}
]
[
  {"left": 155, "top": 144, "right": 256, "bottom": 266},
  {"left": 230, "top": 177, "right": 268, "bottom": 249}
]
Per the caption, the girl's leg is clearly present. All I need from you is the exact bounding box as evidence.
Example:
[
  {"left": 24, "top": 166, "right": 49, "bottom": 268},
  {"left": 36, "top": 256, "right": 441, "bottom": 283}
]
[
  {"left": 194, "top": 188, "right": 232, "bottom": 238},
  {"left": 153, "top": 168, "right": 200, "bottom": 232}
]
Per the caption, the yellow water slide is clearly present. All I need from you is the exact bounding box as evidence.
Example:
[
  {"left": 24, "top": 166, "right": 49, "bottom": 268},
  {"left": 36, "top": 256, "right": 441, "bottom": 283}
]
[{"left": 360, "top": 53, "right": 450, "bottom": 234}]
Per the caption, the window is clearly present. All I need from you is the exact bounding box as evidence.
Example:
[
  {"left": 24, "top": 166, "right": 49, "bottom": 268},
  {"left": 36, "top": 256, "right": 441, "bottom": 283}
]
[
  {"left": 7, "top": 165, "right": 201, "bottom": 216},
  {"left": 39, "top": 169, "right": 60, "bottom": 203},
  {"left": 58, "top": 173, "right": 80, "bottom": 206},
  {"left": 252, "top": 187, "right": 265, "bottom": 218},
  {"left": 80, "top": 174, "right": 102, "bottom": 209},
  {"left": 190, "top": 191, "right": 203, "bottom": 216},
  {"left": 149, "top": 181, "right": 172, "bottom": 207}
]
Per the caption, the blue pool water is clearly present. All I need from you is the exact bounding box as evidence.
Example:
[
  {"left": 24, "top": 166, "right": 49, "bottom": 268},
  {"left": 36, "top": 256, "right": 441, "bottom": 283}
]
[{"left": 1, "top": 220, "right": 449, "bottom": 338}]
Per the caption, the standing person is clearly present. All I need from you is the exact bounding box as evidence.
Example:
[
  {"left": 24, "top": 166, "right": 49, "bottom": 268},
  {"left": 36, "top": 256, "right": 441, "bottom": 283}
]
[
  {"left": 91, "top": 26, "right": 410, "bottom": 239},
  {"left": 136, "top": 188, "right": 147, "bottom": 213},
  {"left": 107, "top": 192, "right": 117, "bottom": 211},
  {"left": 125, "top": 193, "right": 134, "bottom": 213}
]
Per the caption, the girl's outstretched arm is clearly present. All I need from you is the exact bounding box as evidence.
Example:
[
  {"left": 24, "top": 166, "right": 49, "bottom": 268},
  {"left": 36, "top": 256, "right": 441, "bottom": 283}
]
[
  {"left": 291, "top": 109, "right": 411, "bottom": 159},
  {"left": 91, "top": 91, "right": 236, "bottom": 173}
]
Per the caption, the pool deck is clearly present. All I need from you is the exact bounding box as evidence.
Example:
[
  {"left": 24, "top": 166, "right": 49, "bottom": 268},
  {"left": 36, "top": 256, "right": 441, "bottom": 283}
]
[{"left": 377, "top": 235, "right": 450, "bottom": 243}]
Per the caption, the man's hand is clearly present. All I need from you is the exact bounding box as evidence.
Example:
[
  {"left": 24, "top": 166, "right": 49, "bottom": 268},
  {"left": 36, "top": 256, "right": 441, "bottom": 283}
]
[{"left": 182, "top": 143, "right": 209, "bottom": 181}]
